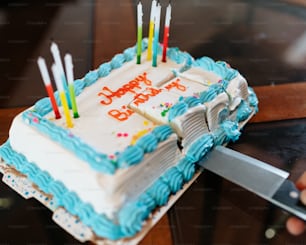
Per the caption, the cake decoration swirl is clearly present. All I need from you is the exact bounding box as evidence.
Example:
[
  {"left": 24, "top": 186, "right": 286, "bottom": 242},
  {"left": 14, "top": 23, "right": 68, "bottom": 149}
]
[
  {"left": 98, "top": 62, "right": 112, "bottom": 77},
  {"left": 84, "top": 70, "right": 99, "bottom": 86}
]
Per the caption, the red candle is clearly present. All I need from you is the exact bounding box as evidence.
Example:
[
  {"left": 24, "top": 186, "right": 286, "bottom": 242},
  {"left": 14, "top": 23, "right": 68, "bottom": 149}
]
[
  {"left": 162, "top": 2, "right": 171, "bottom": 62},
  {"left": 37, "top": 57, "right": 61, "bottom": 119}
]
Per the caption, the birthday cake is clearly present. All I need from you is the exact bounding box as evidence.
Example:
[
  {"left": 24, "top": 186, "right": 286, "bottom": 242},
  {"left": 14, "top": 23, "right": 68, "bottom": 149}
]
[{"left": 0, "top": 39, "right": 258, "bottom": 243}]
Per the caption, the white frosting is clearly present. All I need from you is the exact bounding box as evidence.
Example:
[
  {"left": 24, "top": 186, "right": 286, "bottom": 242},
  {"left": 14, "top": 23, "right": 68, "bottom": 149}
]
[
  {"left": 44, "top": 57, "right": 183, "bottom": 156},
  {"left": 8, "top": 54, "right": 250, "bottom": 220},
  {"left": 171, "top": 105, "right": 208, "bottom": 150},
  {"left": 9, "top": 56, "right": 185, "bottom": 218},
  {"left": 9, "top": 113, "right": 181, "bottom": 218},
  {"left": 129, "top": 88, "right": 181, "bottom": 124}
]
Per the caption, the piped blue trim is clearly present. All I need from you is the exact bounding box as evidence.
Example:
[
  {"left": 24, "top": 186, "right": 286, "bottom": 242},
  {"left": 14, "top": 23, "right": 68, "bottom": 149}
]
[
  {"left": 22, "top": 110, "right": 116, "bottom": 174},
  {"left": 0, "top": 115, "right": 247, "bottom": 240},
  {"left": 0, "top": 141, "right": 123, "bottom": 240},
  {"left": 248, "top": 87, "right": 259, "bottom": 113},
  {"left": 193, "top": 57, "right": 238, "bottom": 81},
  {"left": 236, "top": 100, "right": 252, "bottom": 122},
  {"left": 167, "top": 80, "right": 230, "bottom": 122},
  {"left": 23, "top": 40, "right": 193, "bottom": 174},
  {"left": 1, "top": 38, "right": 259, "bottom": 240}
]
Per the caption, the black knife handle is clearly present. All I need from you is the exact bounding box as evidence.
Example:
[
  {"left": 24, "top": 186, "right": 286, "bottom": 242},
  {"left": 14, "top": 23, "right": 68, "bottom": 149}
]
[{"left": 272, "top": 179, "right": 306, "bottom": 221}]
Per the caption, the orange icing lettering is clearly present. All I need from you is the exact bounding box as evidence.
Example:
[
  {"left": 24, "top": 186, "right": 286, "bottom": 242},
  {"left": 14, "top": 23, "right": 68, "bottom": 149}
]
[
  {"left": 98, "top": 87, "right": 113, "bottom": 105},
  {"left": 98, "top": 72, "right": 152, "bottom": 106},
  {"left": 136, "top": 72, "right": 151, "bottom": 86},
  {"left": 165, "top": 78, "right": 186, "bottom": 92},
  {"left": 108, "top": 105, "right": 134, "bottom": 121},
  {"left": 133, "top": 87, "right": 162, "bottom": 106}
]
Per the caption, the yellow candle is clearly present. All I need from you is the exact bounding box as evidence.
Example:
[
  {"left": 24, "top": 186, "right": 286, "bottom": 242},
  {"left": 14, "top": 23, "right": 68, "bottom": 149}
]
[
  {"left": 52, "top": 64, "right": 73, "bottom": 128},
  {"left": 59, "top": 91, "right": 73, "bottom": 128},
  {"left": 147, "top": 0, "right": 157, "bottom": 60}
]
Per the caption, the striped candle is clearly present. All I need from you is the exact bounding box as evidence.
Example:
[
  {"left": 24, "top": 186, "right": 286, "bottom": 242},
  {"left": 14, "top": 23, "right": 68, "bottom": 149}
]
[
  {"left": 64, "top": 54, "right": 79, "bottom": 118},
  {"left": 50, "top": 42, "right": 71, "bottom": 106},
  {"left": 52, "top": 63, "right": 73, "bottom": 128},
  {"left": 147, "top": 0, "right": 157, "bottom": 61},
  {"left": 162, "top": 2, "right": 172, "bottom": 62},
  {"left": 152, "top": 3, "right": 161, "bottom": 67},
  {"left": 37, "top": 57, "right": 61, "bottom": 119}
]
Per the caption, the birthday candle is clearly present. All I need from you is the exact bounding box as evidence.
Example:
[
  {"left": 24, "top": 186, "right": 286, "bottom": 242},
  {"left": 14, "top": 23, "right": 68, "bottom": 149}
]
[
  {"left": 152, "top": 3, "right": 161, "bottom": 67},
  {"left": 136, "top": 1, "right": 143, "bottom": 64},
  {"left": 37, "top": 57, "right": 61, "bottom": 119},
  {"left": 50, "top": 42, "right": 71, "bottom": 106},
  {"left": 64, "top": 54, "right": 79, "bottom": 118},
  {"left": 162, "top": 2, "right": 172, "bottom": 62},
  {"left": 52, "top": 64, "right": 73, "bottom": 128},
  {"left": 147, "top": 0, "right": 157, "bottom": 61}
]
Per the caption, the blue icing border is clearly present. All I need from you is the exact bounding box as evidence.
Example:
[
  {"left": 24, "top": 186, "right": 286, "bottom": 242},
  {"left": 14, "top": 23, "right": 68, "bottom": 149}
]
[
  {"left": 0, "top": 39, "right": 259, "bottom": 241},
  {"left": 0, "top": 141, "right": 123, "bottom": 240},
  {"left": 22, "top": 109, "right": 176, "bottom": 174},
  {"left": 166, "top": 80, "right": 230, "bottom": 122},
  {"left": 23, "top": 39, "right": 193, "bottom": 174},
  {"left": 117, "top": 119, "right": 242, "bottom": 236},
  {"left": 193, "top": 56, "right": 238, "bottom": 81},
  {"left": 0, "top": 104, "right": 253, "bottom": 241},
  {"left": 248, "top": 87, "right": 259, "bottom": 112},
  {"left": 0, "top": 117, "right": 245, "bottom": 240},
  {"left": 25, "top": 41, "right": 258, "bottom": 174},
  {"left": 22, "top": 110, "right": 117, "bottom": 174},
  {"left": 0, "top": 117, "right": 233, "bottom": 240},
  {"left": 236, "top": 100, "right": 253, "bottom": 122}
]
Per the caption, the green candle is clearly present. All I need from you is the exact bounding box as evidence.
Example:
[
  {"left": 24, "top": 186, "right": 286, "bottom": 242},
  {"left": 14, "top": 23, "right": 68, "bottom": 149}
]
[
  {"left": 137, "top": 1, "right": 143, "bottom": 64},
  {"left": 64, "top": 54, "right": 79, "bottom": 118},
  {"left": 68, "top": 83, "right": 79, "bottom": 118}
]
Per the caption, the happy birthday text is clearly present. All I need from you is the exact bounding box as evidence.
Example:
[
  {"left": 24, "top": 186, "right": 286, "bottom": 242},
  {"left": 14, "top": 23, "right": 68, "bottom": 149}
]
[{"left": 97, "top": 74, "right": 186, "bottom": 122}]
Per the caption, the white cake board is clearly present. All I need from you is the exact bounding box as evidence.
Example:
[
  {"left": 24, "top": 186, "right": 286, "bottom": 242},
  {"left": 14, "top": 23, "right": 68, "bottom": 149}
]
[{"left": 0, "top": 158, "right": 202, "bottom": 244}]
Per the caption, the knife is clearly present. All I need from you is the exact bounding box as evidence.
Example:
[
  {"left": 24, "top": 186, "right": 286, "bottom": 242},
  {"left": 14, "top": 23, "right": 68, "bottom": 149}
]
[{"left": 198, "top": 145, "right": 306, "bottom": 221}]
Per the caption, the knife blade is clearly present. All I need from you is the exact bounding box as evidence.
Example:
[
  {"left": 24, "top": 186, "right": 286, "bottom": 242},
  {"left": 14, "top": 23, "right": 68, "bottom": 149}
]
[{"left": 198, "top": 145, "right": 306, "bottom": 221}]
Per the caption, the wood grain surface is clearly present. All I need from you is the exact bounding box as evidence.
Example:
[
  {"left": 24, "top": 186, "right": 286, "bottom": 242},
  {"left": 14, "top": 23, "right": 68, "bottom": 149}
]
[{"left": 251, "top": 82, "right": 306, "bottom": 123}]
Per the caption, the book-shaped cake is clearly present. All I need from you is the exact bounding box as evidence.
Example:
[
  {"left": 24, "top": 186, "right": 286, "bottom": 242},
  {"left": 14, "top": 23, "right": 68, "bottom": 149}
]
[{"left": 0, "top": 39, "right": 258, "bottom": 243}]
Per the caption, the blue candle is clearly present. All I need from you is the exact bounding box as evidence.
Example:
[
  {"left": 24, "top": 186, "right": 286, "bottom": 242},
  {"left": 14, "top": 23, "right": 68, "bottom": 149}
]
[{"left": 152, "top": 3, "right": 161, "bottom": 67}]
